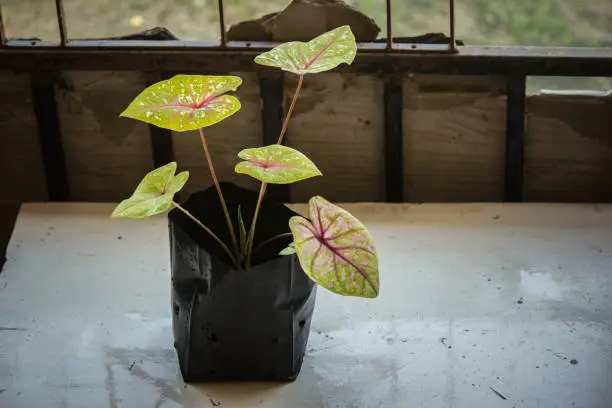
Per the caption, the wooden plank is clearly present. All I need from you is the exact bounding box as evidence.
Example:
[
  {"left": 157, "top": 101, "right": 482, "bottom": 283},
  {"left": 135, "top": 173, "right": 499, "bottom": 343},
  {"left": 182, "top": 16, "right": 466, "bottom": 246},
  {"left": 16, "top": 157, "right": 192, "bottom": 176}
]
[
  {"left": 403, "top": 75, "right": 506, "bottom": 202},
  {"left": 56, "top": 71, "right": 154, "bottom": 201},
  {"left": 288, "top": 74, "right": 385, "bottom": 203},
  {"left": 524, "top": 93, "right": 612, "bottom": 202}
]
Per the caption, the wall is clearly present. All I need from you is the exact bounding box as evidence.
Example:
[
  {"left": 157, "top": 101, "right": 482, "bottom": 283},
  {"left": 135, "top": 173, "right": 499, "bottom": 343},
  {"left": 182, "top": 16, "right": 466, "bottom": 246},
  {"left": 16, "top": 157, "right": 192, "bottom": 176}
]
[{"left": 1, "top": 71, "right": 611, "bottom": 205}]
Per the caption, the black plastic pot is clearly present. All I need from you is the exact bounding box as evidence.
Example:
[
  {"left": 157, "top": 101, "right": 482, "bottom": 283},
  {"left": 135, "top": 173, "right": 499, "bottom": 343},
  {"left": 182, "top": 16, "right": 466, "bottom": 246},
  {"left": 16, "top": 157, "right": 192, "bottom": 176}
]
[{"left": 167, "top": 182, "right": 317, "bottom": 382}]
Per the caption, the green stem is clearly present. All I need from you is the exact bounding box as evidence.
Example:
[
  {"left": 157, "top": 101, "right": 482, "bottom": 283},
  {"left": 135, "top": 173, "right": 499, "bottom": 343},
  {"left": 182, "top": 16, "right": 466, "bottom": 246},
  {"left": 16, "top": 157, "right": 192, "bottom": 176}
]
[
  {"left": 245, "top": 74, "right": 305, "bottom": 268},
  {"left": 198, "top": 128, "right": 239, "bottom": 257},
  {"left": 245, "top": 182, "right": 267, "bottom": 268},
  {"left": 172, "top": 201, "right": 239, "bottom": 269}
]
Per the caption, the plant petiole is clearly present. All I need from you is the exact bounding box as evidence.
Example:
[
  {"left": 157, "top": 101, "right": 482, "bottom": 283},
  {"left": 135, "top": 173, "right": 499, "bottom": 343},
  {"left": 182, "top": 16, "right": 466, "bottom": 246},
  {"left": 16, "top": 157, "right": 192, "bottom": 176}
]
[
  {"left": 198, "top": 128, "right": 240, "bottom": 259},
  {"left": 172, "top": 201, "right": 240, "bottom": 268},
  {"left": 244, "top": 75, "right": 305, "bottom": 267}
]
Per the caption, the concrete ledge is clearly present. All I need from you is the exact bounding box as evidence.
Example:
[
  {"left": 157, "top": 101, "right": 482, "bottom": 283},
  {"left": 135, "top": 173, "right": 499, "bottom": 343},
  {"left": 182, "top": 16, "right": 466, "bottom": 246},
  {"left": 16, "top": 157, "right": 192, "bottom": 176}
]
[{"left": 1, "top": 203, "right": 611, "bottom": 407}]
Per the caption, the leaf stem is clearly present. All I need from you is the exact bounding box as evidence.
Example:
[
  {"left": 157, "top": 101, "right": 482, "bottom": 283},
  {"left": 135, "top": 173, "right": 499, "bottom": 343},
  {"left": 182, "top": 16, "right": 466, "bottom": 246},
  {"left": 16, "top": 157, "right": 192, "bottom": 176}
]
[
  {"left": 277, "top": 74, "right": 304, "bottom": 145},
  {"left": 172, "top": 201, "right": 239, "bottom": 268},
  {"left": 198, "top": 128, "right": 239, "bottom": 257},
  {"left": 245, "top": 74, "right": 305, "bottom": 267},
  {"left": 245, "top": 182, "right": 267, "bottom": 268},
  {"left": 256, "top": 232, "right": 293, "bottom": 250}
]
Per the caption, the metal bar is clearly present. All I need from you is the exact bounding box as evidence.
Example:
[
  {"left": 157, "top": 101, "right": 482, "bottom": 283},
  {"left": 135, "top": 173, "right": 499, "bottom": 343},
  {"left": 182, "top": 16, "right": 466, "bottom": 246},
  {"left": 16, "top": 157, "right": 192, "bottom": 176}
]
[
  {"left": 217, "top": 0, "right": 227, "bottom": 46},
  {"left": 31, "top": 73, "right": 70, "bottom": 201},
  {"left": 146, "top": 75, "right": 175, "bottom": 169},
  {"left": 383, "top": 74, "right": 404, "bottom": 202},
  {"left": 3, "top": 39, "right": 610, "bottom": 55},
  {"left": 2, "top": 43, "right": 611, "bottom": 76},
  {"left": 386, "top": 0, "right": 393, "bottom": 50},
  {"left": 55, "top": 0, "right": 68, "bottom": 46},
  {"left": 259, "top": 73, "right": 289, "bottom": 202},
  {"left": 149, "top": 121, "right": 175, "bottom": 169},
  {"left": 0, "top": 6, "right": 6, "bottom": 47},
  {"left": 449, "top": 0, "right": 455, "bottom": 52},
  {"left": 504, "top": 74, "right": 526, "bottom": 202}
]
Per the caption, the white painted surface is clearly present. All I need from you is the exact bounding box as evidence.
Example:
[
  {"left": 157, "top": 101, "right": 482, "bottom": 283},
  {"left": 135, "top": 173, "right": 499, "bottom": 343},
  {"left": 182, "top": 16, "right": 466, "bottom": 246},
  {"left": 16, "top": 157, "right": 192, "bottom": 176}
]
[{"left": 1, "top": 202, "right": 611, "bottom": 408}]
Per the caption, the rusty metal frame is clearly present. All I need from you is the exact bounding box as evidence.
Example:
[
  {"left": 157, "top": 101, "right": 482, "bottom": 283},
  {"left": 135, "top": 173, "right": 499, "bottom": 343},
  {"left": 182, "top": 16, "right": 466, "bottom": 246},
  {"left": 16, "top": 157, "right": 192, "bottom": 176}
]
[
  {"left": 0, "top": 5, "right": 6, "bottom": 47},
  {"left": 217, "top": 0, "right": 227, "bottom": 46},
  {"left": 55, "top": 0, "right": 68, "bottom": 46},
  {"left": 505, "top": 74, "right": 527, "bottom": 202},
  {"left": 145, "top": 73, "right": 176, "bottom": 170},
  {"left": 259, "top": 72, "right": 289, "bottom": 202},
  {"left": 386, "top": 0, "right": 393, "bottom": 50},
  {"left": 384, "top": 74, "right": 404, "bottom": 202},
  {"left": 31, "top": 72, "right": 70, "bottom": 201},
  {"left": 1, "top": 42, "right": 611, "bottom": 76},
  {"left": 449, "top": 0, "right": 455, "bottom": 51},
  {"left": 2, "top": 0, "right": 611, "bottom": 203}
]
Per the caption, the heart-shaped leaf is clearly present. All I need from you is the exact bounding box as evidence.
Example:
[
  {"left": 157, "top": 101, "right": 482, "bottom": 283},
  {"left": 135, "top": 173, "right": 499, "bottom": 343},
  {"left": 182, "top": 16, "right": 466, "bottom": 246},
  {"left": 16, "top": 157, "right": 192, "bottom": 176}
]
[
  {"left": 120, "top": 74, "right": 242, "bottom": 132},
  {"left": 289, "top": 196, "right": 379, "bottom": 298},
  {"left": 254, "top": 25, "right": 357, "bottom": 75},
  {"left": 234, "top": 145, "right": 322, "bottom": 184},
  {"left": 111, "top": 162, "right": 189, "bottom": 218}
]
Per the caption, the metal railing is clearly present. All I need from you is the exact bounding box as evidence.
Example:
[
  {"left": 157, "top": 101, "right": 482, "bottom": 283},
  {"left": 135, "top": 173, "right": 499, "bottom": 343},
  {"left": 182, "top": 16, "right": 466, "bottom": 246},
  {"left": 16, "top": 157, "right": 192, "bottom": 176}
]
[
  {"left": 0, "top": 0, "right": 457, "bottom": 51},
  {"left": 0, "top": 0, "right": 611, "bottom": 204},
  {"left": 1, "top": 0, "right": 610, "bottom": 73}
]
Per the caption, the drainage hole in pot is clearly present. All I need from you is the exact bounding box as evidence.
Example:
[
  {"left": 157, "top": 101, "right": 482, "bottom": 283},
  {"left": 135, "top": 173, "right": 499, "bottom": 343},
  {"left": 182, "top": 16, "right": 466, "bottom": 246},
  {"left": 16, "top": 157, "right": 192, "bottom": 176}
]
[
  {"left": 209, "top": 333, "right": 217, "bottom": 342},
  {"left": 298, "top": 320, "right": 306, "bottom": 328},
  {"left": 173, "top": 303, "right": 180, "bottom": 315},
  {"left": 271, "top": 337, "right": 279, "bottom": 344}
]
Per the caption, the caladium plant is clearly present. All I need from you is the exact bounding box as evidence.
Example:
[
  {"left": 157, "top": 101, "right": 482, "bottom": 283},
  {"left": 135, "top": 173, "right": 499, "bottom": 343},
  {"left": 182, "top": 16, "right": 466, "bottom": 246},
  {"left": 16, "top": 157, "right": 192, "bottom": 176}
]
[{"left": 111, "top": 25, "right": 380, "bottom": 298}]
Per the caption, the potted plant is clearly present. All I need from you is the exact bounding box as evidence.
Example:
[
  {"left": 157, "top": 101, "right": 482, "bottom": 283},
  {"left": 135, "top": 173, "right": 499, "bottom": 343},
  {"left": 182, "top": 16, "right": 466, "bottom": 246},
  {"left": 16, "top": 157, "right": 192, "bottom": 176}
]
[{"left": 110, "top": 25, "right": 380, "bottom": 382}]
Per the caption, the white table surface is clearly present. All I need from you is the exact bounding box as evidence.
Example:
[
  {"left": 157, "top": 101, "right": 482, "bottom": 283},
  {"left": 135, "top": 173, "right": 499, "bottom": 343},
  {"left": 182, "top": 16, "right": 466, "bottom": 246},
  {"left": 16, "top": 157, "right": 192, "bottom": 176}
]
[{"left": 1, "top": 202, "right": 611, "bottom": 408}]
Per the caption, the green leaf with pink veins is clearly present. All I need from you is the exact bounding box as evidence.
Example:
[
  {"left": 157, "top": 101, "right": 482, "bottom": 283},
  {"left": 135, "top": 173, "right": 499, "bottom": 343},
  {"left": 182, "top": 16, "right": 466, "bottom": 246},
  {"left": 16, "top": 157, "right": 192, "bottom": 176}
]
[
  {"left": 254, "top": 25, "right": 357, "bottom": 75},
  {"left": 120, "top": 74, "right": 242, "bottom": 132},
  {"left": 110, "top": 162, "right": 189, "bottom": 219},
  {"left": 235, "top": 144, "right": 322, "bottom": 184},
  {"left": 289, "top": 196, "right": 380, "bottom": 298}
]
